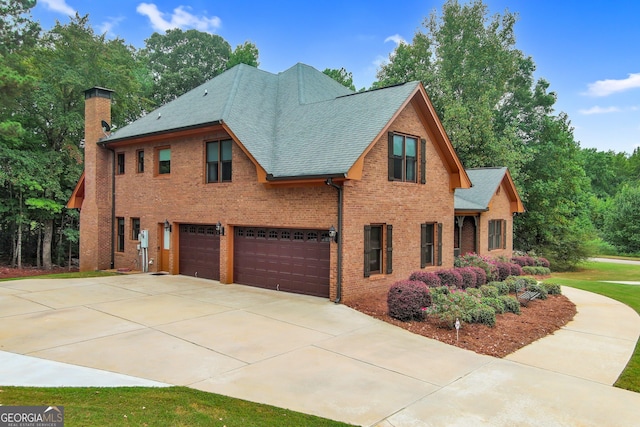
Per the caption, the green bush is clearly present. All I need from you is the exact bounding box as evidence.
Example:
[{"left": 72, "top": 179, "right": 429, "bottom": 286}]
[
  {"left": 466, "top": 288, "right": 482, "bottom": 298},
  {"left": 504, "top": 276, "right": 537, "bottom": 293},
  {"left": 471, "top": 305, "right": 496, "bottom": 327},
  {"left": 499, "top": 295, "right": 521, "bottom": 314},
  {"left": 542, "top": 281, "right": 562, "bottom": 295},
  {"left": 481, "top": 296, "right": 506, "bottom": 314},
  {"left": 479, "top": 284, "right": 499, "bottom": 298},
  {"left": 431, "top": 286, "right": 451, "bottom": 297},
  {"left": 426, "top": 289, "right": 480, "bottom": 328},
  {"left": 493, "top": 281, "right": 509, "bottom": 295}
]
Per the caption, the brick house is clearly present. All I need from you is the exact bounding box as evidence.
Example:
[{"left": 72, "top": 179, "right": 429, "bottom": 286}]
[
  {"left": 69, "top": 63, "right": 483, "bottom": 303},
  {"left": 454, "top": 167, "right": 525, "bottom": 259}
]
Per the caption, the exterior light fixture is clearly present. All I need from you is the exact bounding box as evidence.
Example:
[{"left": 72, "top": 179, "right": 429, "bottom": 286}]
[
  {"left": 164, "top": 219, "right": 171, "bottom": 232},
  {"left": 329, "top": 225, "right": 338, "bottom": 242},
  {"left": 216, "top": 221, "right": 225, "bottom": 236}
]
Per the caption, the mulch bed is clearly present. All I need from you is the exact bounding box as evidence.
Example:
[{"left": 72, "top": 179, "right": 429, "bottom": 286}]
[{"left": 346, "top": 288, "right": 577, "bottom": 358}]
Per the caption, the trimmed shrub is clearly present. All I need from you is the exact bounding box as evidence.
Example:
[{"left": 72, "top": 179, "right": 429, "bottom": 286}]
[
  {"left": 466, "top": 288, "right": 482, "bottom": 298},
  {"left": 493, "top": 262, "right": 513, "bottom": 281},
  {"left": 504, "top": 276, "right": 537, "bottom": 293},
  {"left": 481, "top": 296, "right": 506, "bottom": 314},
  {"left": 536, "top": 257, "right": 551, "bottom": 268},
  {"left": 456, "top": 267, "right": 477, "bottom": 289},
  {"left": 469, "top": 266, "right": 487, "bottom": 286},
  {"left": 409, "top": 271, "right": 442, "bottom": 288},
  {"left": 493, "top": 281, "right": 510, "bottom": 295},
  {"left": 431, "top": 286, "right": 451, "bottom": 297},
  {"left": 454, "top": 253, "right": 493, "bottom": 279},
  {"left": 436, "top": 269, "right": 463, "bottom": 288},
  {"left": 509, "top": 263, "right": 523, "bottom": 277},
  {"left": 512, "top": 255, "right": 535, "bottom": 267},
  {"left": 470, "top": 305, "right": 496, "bottom": 327},
  {"left": 542, "top": 281, "right": 562, "bottom": 295},
  {"left": 426, "top": 289, "right": 480, "bottom": 328},
  {"left": 499, "top": 295, "right": 521, "bottom": 314},
  {"left": 387, "top": 280, "right": 430, "bottom": 321},
  {"left": 479, "top": 284, "right": 499, "bottom": 298}
]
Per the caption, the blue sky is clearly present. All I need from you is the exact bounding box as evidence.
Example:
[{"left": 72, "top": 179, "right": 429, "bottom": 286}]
[{"left": 33, "top": 0, "right": 640, "bottom": 154}]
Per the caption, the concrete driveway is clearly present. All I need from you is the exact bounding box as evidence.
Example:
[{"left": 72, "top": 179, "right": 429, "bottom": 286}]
[{"left": 1, "top": 274, "right": 640, "bottom": 426}]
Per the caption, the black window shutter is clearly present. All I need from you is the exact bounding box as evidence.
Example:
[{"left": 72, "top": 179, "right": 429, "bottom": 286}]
[
  {"left": 364, "top": 225, "right": 371, "bottom": 277},
  {"left": 437, "top": 222, "right": 443, "bottom": 266},
  {"left": 420, "top": 139, "right": 426, "bottom": 184},
  {"left": 420, "top": 223, "right": 427, "bottom": 268},
  {"left": 388, "top": 132, "right": 394, "bottom": 181},
  {"left": 386, "top": 224, "right": 393, "bottom": 274}
]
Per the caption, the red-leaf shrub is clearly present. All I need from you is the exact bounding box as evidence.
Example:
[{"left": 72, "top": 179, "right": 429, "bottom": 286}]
[
  {"left": 509, "top": 263, "right": 523, "bottom": 276},
  {"left": 512, "top": 255, "right": 535, "bottom": 267},
  {"left": 387, "top": 280, "right": 431, "bottom": 321},
  {"left": 409, "top": 271, "right": 442, "bottom": 288},
  {"left": 469, "top": 266, "right": 487, "bottom": 286},
  {"left": 536, "top": 257, "right": 551, "bottom": 268},
  {"left": 436, "top": 269, "right": 463, "bottom": 288},
  {"left": 493, "top": 262, "right": 513, "bottom": 281},
  {"left": 456, "top": 267, "right": 477, "bottom": 289}
]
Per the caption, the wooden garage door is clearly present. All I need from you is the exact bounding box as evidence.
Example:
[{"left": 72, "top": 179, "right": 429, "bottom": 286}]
[
  {"left": 234, "top": 227, "right": 330, "bottom": 297},
  {"left": 179, "top": 224, "right": 220, "bottom": 280}
]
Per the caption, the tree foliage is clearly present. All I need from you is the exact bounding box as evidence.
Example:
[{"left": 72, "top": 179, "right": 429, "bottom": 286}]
[
  {"left": 322, "top": 67, "right": 356, "bottom": 91},
  {"left": 227, "top": 41, "right": 260, "bottom": 69},
  {"left": 140, "top": 28, "right": 233, "bottom": 106},
  {"left": 375, "top": 0, "right": 592, "bottom": 268},
  {"left": 603, "top": 184, "right": 640, "bottom": 254}
]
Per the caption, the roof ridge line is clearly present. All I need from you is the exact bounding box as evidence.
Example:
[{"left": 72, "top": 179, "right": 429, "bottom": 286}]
[{"left": 221, "top": 65, "right": 244, "bottom": 119}]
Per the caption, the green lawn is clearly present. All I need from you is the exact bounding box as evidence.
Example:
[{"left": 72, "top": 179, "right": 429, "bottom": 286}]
[
  {"left": 547, "top": 260, "right": 640, "bottom": 392},
  {"left": 0, "top": 386, "right": 354, "bottom": 427}
]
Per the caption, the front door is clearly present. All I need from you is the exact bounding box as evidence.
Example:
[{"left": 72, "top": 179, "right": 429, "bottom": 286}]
[{"left": 160, "top": 223, "right": 171, "bottom": 272}]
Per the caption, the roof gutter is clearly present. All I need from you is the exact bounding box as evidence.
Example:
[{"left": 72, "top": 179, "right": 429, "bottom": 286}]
[{"left": 266, "top": 172, "right": 346, "bottom": 182}]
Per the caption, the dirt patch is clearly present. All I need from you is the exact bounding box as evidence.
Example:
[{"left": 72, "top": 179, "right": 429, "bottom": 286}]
[{"left": 346, "top": 287, "right": 577, "bottom": 358}]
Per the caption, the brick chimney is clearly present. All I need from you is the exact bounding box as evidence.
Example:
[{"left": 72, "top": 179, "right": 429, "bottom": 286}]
[{"left": 80, "top": 87, "right": 115, "bottom": 271}]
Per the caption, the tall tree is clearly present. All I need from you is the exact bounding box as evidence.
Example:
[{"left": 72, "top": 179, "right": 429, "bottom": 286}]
[
  {"left": 9, "top": 14, "right": 147, "bottom": 268},
  {"left": 374, "top": 0, "right": 592, "bottom": 268},
  {"left": 140, "top": 28, "right": 232, "bottom": 106},
  {"left": 603, "top": 183, "right": 640, "bottom": 254}
]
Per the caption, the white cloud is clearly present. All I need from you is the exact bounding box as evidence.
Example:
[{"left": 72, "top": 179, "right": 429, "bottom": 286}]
[
  {"left": 136, "top": 3, "right": 221, "bottom": 33},
  {"left": 579, "top": 106, "right": 622, "bottom": 115},
  {"left": 98, "top": 16, "right": 125, "bottom": 36},
  {"left": 584, "top": 73, "right": 640, "bottom": 97},
  {"left": 384, "top": 34, "right": 406, "bottom": 46},
  {"left": 40, "top": 0, "right": 75, "bottom": 16}
]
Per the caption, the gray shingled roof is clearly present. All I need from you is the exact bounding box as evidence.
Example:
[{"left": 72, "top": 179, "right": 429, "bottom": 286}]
[
  {"left": 107, "top": 63, "right": 419, "bottom": 178},
  {"left": 454, "top": 167, "right": 507, "bottom": 211}
]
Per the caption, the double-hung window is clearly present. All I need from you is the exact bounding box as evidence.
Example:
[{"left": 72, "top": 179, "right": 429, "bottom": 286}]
[
  {"left": 364, "top": 224, "right": 393, "bottom": 277},
  {"left": 207, "top": 139, "right": 232, "bottom": 183},
  {"left": 157, "top": 147, "right": 170, "bottom": 175},
  {"left": 388, "top": 132, "right": 426, "bottom": 183},
  {"left": 488, "top": 220, "right": 506, "bottom": 250},
  {"left": 131, "top": 218, "right": 140, "bottom": 240}
]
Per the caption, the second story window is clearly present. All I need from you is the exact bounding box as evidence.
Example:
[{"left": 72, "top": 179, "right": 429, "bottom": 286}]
[
  {"left": 389, "top": 133, "right": 417, "bottom": 182},
  {"left": 207, "top": 139, "right": 232, "bottom": 183},
  {"left": 157, "top": 147, "right": 170, "bottom": 175}
]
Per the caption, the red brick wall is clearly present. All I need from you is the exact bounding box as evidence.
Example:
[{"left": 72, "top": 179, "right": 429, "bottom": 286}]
[
  {"left": 341, "top": 102, "right": 455, "bottom": 302},
  {"left": 478, "top": 181, "right": 514, "bottom": 258},
  {"left": 84, "top": 96, "right": 462, "bottom": 302}
]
